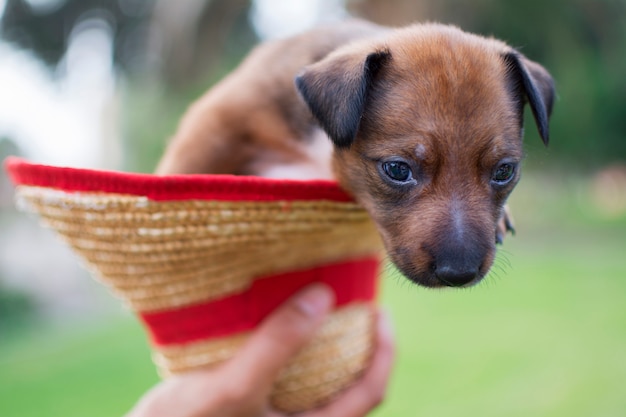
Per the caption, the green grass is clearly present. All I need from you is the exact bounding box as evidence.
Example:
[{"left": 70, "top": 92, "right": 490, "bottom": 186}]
[
  {"left": 1, "top": 173, "right": 625, "bottom": 416},
  {"left": 0, "top": 317, "right": 158, "bottom": 417}
]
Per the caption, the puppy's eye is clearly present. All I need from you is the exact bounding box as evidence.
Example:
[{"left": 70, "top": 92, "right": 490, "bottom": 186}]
[
  {"left": 492, "top": 163, "right": 516, "bottom": 185},
  {"left": 382, "top": 161, "right": 413, "bottom": 182}
]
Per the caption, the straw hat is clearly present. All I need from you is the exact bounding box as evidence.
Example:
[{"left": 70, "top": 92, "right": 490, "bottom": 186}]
[{"left": 4, "top": 157, "right": 383, "bottom": 413}]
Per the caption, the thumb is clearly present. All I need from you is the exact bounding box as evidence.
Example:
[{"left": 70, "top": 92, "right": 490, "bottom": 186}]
[{"left": 226, "top": 283, "right": 335, "bottom": 395}]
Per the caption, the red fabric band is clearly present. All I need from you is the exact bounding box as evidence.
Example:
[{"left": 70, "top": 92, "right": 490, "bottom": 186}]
[
  {"left": 4, "top": 157, "right": 353, "bottom": 202},
  {"left": 139, "top": 257, "right": 379, "bottom": 346}
]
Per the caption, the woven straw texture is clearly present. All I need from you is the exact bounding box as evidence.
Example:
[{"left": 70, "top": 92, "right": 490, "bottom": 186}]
[
  {"left": 152, "top": 303, "right": 374, "bottom": 412},
  {"left": 14, "top": 184, "right": 383, "bottom": 413}
]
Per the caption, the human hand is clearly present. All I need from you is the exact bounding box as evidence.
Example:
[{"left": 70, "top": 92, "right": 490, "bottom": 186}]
[{"left": 126, "top": 283, "right": 395, "bottom": 417}]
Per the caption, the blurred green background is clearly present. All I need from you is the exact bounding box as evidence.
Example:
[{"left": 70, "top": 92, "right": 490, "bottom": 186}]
[{"left": 1, "top": 0, "right": 625, "bottom": 416}]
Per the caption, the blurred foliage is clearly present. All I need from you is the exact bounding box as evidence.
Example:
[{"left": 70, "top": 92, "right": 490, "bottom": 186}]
[
  {"left": 1, "top": 137, "right": 21, "bottom": 203},
  {"left": 1, "top": 0, "right": 624, "bottom": 169},
  {"left": 0, "top": 136, "right": 20, "bottom": 158},
  {"left": 0, "top": 284, "right": 38, "bottom": 333},
  {"left": 0, "top": 0, "right": 153, "bottom": 74}
]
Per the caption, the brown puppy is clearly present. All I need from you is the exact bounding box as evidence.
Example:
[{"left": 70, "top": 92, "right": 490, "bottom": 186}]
[{"left": 156, "top": 19, "right": 555, "bottom": 288}]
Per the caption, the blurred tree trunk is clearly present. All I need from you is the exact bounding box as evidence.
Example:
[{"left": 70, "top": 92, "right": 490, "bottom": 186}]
[{"left": 148, "top": 0, "right": 255, "bottom": 89}]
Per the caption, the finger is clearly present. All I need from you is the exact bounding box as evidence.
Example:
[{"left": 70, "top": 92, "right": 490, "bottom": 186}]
[
  {"left": 305, "top": 309, "right": 396, "bottom": 417},
  {"left": 225, "top": 283, "right": 335, "bottom": 397}
]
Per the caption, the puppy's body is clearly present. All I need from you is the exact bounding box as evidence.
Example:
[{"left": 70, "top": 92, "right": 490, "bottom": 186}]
[
  {"left": 157, "top": 20, "right": 387, "bottom": 179},
  {"left": 157, "top": 19, "right": 554, "bottom": 288}
]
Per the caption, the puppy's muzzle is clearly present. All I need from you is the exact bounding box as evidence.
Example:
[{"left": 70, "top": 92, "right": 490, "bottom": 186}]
[
  {"left": 394, "top": 219, "right": 494, "bottom": 288},
  {"left": 431, "top": 242, "right": 487, "bottom": 287},
  {"left": 428, "top": 218, "right": 493, "bottom": 287}
]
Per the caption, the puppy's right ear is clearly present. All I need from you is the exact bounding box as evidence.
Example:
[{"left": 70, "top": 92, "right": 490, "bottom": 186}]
[{"left": 295, "top": 48, "right": 391, "bottom": 148}]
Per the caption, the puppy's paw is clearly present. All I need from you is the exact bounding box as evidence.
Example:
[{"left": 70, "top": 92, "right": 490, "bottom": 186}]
[{"left": 496, "top": 205, "right": 516, "bottom": 244}]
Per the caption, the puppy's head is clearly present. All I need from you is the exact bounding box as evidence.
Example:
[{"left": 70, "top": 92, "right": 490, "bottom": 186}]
[{"left": 296, "top": 24, "right": 555, "bottom": 288}]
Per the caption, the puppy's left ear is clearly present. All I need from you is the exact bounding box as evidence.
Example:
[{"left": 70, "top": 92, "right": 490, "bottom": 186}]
[
  {"left": 295, "top": 48, "right": 391, "bottom": 148},
  {"left": 503, "top": 52, "right": 555, "bottom": 146}
]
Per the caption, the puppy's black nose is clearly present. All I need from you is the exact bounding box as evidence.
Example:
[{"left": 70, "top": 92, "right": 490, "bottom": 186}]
[
  {"left": 430, "top": 222, "right": 489, "bottom": 287},
  {"left": 435, "top": 264, "right": 478, "bottom": 287}
]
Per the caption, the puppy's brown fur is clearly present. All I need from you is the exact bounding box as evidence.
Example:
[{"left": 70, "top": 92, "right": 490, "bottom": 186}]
[{"left": 157, "top": 20, "right": 555, "bottom": 288}]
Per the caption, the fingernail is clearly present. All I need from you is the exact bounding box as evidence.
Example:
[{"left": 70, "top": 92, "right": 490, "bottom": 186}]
[{"left": 294, "top": 284, "right": 335, "bottom": 318}]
